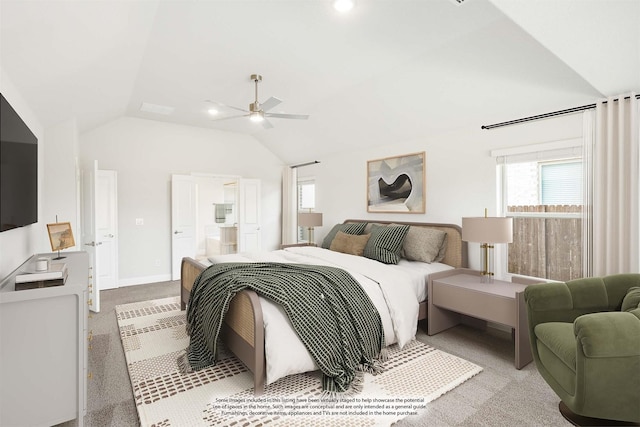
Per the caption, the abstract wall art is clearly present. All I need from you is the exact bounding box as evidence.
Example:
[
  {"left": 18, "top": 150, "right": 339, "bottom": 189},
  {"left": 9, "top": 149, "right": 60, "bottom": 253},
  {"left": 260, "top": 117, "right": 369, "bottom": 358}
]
[{"left": 367, "top": 152, "right": 425, "bottom": 213}]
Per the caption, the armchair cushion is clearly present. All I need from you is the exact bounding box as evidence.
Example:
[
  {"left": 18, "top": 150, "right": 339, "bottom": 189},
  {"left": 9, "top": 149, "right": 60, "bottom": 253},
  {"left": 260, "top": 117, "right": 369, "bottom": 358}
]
[
  {"left": 535, "top": 322, "right": 576, "bottom": 371},
  {"left": 621, "top": 286, "right": 640, "bottom": 312}
]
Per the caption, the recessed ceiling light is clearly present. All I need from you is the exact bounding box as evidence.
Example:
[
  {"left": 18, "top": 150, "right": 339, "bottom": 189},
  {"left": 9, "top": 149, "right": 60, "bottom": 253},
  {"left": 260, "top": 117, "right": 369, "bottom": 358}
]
[
  {"left": 207, "top": 108, "right": 219, "bottom": 116},
  {"left": 333, "top": 0, "right": 354, "bottom": 13},
  {"left": 140, "top": 102, "right": 174, "bottom": 115}
]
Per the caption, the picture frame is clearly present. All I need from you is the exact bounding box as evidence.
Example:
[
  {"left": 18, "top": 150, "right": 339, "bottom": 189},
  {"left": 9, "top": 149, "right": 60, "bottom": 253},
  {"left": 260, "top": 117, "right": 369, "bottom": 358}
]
[
  {"left": 47, "top": 222, "right": 76, "bottom": 252},
  {"left": 367, "top": 151, "right": 425, "bottom": 213}
]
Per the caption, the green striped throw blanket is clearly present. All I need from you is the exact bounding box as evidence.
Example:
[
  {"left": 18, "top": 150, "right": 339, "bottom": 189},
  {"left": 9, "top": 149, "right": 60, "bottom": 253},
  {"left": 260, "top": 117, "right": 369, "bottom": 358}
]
[{"left": 182, "top": 262, "right": 385, "bottom": 393}]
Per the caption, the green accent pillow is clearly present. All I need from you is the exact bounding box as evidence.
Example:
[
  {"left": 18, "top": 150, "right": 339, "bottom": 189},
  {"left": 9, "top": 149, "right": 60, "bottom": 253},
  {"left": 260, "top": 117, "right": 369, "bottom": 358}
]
[
  {"left": 621, "top": 287, "right": 640, "bottom": 312},
  {"left": 321, "top": 222, "right": 366, "bottom": 249},
  {"left": 363, "top": 224, "right": 410, "bottom": 264}
]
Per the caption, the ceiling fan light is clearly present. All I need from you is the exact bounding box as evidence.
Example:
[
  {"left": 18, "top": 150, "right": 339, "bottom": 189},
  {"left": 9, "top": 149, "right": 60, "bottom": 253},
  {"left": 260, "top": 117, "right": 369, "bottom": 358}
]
[
  {"left": 207, "top": 108, "right": 219, "bottom": 116},
  {"left": 333, "top": 0, "right": 354, "bottom": 13},
  {"left": 250, "top": 111, "right": 264, "bottom": 122}
]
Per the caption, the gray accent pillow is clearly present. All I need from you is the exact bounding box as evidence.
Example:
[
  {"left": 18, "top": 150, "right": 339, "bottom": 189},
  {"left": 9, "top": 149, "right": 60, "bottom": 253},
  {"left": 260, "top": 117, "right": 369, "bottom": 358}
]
[
  {"left": 400, "top": 226, "right": 448, "bottom": 263},
  {"left": 364, "top": 224, "right": 410, "bottom": 264},
  {"left": 321, "top": 222, "right": 367, "bottom": 249},
  {"left": 363, "top": 222, "right": 384, "bottom": 234},
  {"left": 433, "top": 234, "right": 448, "bottom": 263}
]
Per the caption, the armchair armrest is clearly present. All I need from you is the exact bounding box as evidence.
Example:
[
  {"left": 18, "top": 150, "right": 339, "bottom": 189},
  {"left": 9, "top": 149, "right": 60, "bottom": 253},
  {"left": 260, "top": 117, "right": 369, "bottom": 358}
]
[{"left": 574, "top": 311, "right": 640, "bottom": 358}]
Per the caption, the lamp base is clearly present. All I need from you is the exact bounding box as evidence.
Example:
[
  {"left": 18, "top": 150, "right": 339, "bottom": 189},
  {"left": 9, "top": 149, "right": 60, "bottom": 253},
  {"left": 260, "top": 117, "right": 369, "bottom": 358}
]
[
  {"left": 480, "top": 272, "right": 494, "bottom": 283},
  {"left": 479, "top": 243, "right": 495, "bottom": 283}
]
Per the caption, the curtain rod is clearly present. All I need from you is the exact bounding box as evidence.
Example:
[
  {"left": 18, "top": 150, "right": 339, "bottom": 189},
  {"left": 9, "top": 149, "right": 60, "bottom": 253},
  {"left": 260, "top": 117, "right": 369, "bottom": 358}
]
[
  {"left": 291, "top": 160, "right": 320, "bottom": 168},
  {"left": 482, "top": 93, "right": 640, "bottom": 130}
]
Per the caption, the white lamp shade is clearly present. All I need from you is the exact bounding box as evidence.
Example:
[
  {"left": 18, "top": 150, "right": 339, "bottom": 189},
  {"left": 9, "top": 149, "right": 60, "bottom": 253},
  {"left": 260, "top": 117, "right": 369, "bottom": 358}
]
[
  {"left": 462, "top": 217, "right": 513, "bottom": 243},
  {"left": 298, "top": 212, "right": 323, "bottom": 227}
]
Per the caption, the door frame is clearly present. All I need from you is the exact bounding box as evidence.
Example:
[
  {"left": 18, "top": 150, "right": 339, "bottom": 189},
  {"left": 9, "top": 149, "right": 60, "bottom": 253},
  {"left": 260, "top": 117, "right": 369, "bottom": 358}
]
[{"left": 171, "top": 173, "right": 242, "bottom": 279}]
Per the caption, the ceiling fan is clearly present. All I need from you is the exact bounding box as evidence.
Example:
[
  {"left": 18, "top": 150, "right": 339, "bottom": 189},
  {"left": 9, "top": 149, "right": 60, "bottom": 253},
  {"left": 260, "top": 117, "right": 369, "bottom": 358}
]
[{"left": 207, "top": 74, "right": 309, "bottom": 129}]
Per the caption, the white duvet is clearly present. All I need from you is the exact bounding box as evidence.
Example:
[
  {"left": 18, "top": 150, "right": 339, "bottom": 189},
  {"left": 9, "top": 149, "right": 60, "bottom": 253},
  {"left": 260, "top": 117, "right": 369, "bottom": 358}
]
[{"left": 205, "top": 246, "right": 453, "bottom": 384}]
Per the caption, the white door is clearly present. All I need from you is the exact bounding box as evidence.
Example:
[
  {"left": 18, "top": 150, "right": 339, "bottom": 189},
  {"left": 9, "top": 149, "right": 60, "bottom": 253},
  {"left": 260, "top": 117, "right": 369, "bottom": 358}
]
[
  {"left": 171, "top": 174, "right": 196, "bottom": 280},
  {"left": 81, "top": 160, "right": 100, "bottom": 312},
  {"left": 96, "top": 170, "right": 118, "bottom": 290},
  {"left": 239, "top": 179, "right": 261, "bottom": 252}
]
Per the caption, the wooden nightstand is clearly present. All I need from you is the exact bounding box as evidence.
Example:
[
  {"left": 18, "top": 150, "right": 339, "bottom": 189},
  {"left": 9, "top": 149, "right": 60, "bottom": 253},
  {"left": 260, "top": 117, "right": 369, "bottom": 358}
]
[{"left": 427, "top": 268, "right": 533, "bottom": 369}]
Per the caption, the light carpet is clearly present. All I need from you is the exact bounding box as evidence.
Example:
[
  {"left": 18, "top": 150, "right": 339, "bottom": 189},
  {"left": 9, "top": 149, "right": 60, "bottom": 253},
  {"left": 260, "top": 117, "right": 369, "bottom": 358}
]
[{"left": 116, "top": 296, "right": 483, "bottom": 427}]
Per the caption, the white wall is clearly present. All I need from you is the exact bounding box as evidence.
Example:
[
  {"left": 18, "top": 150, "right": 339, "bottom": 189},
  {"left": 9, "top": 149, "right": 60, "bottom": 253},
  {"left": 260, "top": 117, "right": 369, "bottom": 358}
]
[
  {"left": 305, "top": 113, "right": 584, "bottom": 273},
  {"left": 80, "top": 117, "right": 283, "bottom": 285},
  {"left": 42, "top": 118, "right": 80, "bottom": 252},
  {"left": 0, "top": 68, "right": 45, "bottom": 279}
]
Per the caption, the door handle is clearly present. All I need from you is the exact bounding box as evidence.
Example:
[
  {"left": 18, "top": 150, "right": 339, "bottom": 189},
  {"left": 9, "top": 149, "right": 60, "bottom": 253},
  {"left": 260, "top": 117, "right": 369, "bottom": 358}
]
[
  {"left": 104, "top": 234, "right": 114, "bottom": 238},
  {"left": 174, "top": 230, "right": 183, "bottom": 234},
  {"left": 85, "top": 241, "right": 95, "bottom": 246}
]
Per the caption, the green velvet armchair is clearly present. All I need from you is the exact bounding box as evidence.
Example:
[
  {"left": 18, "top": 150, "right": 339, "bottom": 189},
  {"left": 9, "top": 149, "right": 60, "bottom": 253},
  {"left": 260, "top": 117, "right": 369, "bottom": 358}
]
[{"left": 524, "top": 274, "right": 640, "bottom": 425}]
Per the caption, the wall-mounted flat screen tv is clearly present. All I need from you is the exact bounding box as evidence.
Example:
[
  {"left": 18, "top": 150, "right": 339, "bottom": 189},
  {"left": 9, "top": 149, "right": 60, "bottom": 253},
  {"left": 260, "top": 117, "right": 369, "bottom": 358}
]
[{"left": 0, "top": 93, "right": 38, "bottom": 232}]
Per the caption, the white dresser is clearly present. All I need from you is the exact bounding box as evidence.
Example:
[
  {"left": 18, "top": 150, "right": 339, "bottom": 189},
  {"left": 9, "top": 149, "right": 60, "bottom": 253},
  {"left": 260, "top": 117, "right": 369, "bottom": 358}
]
[{"left": 0, "top": 251, "right": 89, "bottom": 426}]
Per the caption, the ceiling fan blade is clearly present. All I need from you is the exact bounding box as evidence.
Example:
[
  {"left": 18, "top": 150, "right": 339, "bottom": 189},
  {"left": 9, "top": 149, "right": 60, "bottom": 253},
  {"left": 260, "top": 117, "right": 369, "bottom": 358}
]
[
  {"left": 260, "top": 96, "right": 282, "bottom": 112},
  {"left": 261, "top": 118, "right": 274, "bottom": 129},
  {"left": 265, "top": 112, "right": 309, "bottom": 120},
  {"left": 210, "top": 114, "right": 249, "bottom": 122},
  {"left": 205, "top": 99, "right": 248, "bottom": 113}
]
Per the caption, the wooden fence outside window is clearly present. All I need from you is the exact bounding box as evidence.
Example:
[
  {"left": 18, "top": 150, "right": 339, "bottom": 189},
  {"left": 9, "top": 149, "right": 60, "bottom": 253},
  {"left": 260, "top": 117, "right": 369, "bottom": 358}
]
[{"left": 507, "top": 205, "right": 582, "bottom": 282}]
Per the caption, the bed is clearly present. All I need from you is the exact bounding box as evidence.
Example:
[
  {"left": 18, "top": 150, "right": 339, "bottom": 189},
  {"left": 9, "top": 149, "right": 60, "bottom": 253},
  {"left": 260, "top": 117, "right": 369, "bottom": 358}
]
[{"left": 180, "top": 219, "right": 467, "bottom": 395}]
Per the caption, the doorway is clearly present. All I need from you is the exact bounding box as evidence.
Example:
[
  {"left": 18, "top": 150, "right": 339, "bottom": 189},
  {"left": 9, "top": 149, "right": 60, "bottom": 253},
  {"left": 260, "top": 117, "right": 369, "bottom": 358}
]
[
  {"left": 171, "top": 174, "right": 261, "bottom": 280},
  {"left": 81, "top": 160, "right": 118, "bottom": 312}
]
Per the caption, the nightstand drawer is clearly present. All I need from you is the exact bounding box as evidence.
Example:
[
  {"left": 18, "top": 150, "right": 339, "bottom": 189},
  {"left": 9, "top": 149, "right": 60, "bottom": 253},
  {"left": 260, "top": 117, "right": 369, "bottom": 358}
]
[{"left": 432, "top": 281, "right": 517, "bottom": 327}]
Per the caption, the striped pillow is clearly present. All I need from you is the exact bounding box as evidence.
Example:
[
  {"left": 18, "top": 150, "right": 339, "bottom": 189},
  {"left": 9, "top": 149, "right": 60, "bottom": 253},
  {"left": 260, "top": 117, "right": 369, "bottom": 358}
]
[
  {"left": 364, "top": 224, "right": 410, "bottom": 264},
  {"left": 321, "top": 222, "right": 367, "bottom": 249}
]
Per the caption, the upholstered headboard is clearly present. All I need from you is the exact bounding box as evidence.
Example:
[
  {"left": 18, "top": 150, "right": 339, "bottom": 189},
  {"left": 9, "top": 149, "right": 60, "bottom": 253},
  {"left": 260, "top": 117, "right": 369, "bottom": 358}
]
[{"left": 343, "top": 219, "right": 468, "bottom": 269}]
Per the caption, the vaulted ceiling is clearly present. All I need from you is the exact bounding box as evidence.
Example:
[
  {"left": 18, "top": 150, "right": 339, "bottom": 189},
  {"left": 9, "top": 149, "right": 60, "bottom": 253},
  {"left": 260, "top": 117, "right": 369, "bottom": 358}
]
[{"left": 1, "top": 0, "right": 638, "bottom": 164}]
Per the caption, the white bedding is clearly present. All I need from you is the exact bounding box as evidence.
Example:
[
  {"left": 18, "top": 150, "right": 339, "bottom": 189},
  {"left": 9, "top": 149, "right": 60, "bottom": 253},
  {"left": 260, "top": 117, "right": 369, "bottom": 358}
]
[{"left": 205, "top": 246, "right": 453, "bottom": 384}]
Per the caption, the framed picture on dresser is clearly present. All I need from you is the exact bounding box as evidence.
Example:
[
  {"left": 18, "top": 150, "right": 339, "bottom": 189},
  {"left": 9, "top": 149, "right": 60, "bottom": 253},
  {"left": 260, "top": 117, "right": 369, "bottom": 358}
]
[{"left": 47, "top": 221, "right": 76, "bottom": 252}]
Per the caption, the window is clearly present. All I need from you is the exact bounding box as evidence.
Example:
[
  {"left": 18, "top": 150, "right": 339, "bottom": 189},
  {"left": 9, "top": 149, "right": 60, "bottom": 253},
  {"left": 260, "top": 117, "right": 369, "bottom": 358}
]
[
  {"left": 297, "top": 178, "right": 316, "bottom": 242},
  {"left": 540, "top": 161, "right": 582, "bottom": 205},
  {"left": 496, "top": 141, "right": 584, "bottom": 281}
]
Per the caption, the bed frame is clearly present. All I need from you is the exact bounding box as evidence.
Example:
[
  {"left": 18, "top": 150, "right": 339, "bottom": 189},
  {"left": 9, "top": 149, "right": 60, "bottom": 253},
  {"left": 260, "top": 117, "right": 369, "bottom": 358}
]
[{"left": 180, "top": 219, "right": 467, "bottom": 395}]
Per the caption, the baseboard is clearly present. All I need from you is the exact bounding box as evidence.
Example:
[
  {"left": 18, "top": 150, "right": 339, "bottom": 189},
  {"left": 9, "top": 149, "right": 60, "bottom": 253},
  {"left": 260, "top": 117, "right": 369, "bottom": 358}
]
[{"left": 118, "top": 274, "right": 173, "bottom": 287}]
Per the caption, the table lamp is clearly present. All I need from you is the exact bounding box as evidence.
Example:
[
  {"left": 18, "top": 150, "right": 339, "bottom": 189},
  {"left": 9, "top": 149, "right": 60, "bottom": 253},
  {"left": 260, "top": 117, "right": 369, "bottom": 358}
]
[
  {"left": 462, "top": 209, "right": 513, "bottom": 283},
  {"left": 297, "top": 212, "right": 323, "bottom": 244}
]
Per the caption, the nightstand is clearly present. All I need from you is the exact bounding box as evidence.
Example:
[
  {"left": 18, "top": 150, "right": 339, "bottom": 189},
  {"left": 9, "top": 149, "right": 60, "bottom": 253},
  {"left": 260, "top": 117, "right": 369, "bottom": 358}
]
[{"left": 427, "top": 268, "right": 533, "bottom": 369}]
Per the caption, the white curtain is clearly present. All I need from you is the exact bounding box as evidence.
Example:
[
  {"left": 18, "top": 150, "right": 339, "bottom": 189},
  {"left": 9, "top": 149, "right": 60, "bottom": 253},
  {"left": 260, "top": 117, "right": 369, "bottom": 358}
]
[
  {"left": 281, "top": 166, "right": 298, "bottom": 245},
  {"left": 591, "top": 93, "right": 639, "bottom": 275},
  {"left": 582, "top": 109, "right": 595, "bottom": 277}
]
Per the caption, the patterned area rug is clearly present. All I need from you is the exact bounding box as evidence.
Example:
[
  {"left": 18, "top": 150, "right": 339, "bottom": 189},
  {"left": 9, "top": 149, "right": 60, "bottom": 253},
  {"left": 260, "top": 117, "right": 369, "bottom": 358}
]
[{"left": 116, "top": 296, "right": 483, "bottom": 427}]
